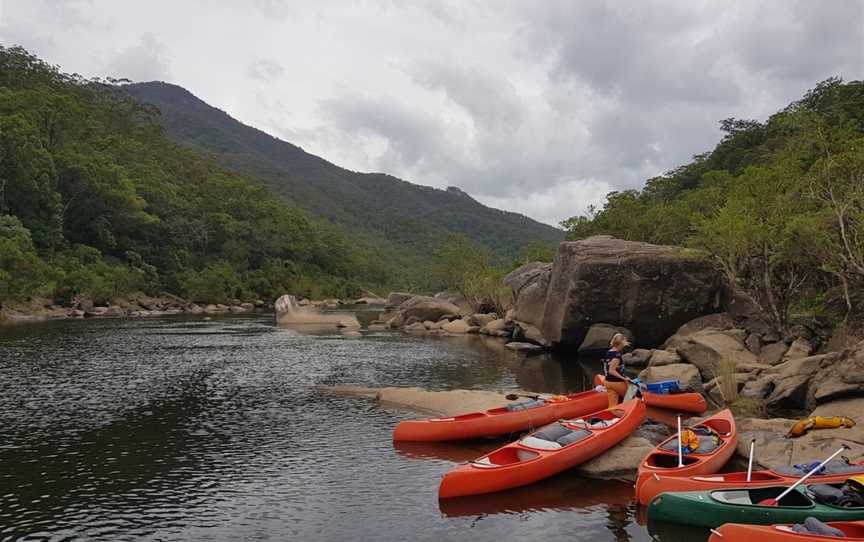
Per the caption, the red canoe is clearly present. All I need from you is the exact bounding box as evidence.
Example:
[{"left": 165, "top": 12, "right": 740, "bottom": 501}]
[
  {"left": 635, "top": 409, "right": 737, "bottom": 505},
  {"left": 594, "top": 374, "right": 707, "bottom": 413},
  {"left": 438, "top": 399, "right": 646, "bottom": 498},
  {"left": 710, "top": 521, "right": 864, "bottom": 541},
  {"left": 393, "top": 390, "right": 607, "bottom": 442},
  {"left": 637, "top": 459, "right": 864, "bottom": 507}
]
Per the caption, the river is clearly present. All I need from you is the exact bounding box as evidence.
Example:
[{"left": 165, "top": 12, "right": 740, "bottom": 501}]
[{"left": 0, "top": 309, "right": 709, "bottom": 541}]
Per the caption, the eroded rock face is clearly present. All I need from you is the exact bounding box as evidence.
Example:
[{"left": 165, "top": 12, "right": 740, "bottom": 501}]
[
  {"left": 503, "top": 262, "right": 552, "bottom": 328},
  {"left": 539, "top": 237, "right": 721, "bottom": 349}
]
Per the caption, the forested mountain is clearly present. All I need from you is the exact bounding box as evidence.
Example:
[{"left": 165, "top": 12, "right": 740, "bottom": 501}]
[
  {"left": 123, "top": 82, "right": 564, "bottom": 266},
  {"left": 562, "top": 78, "right": 864, "bottom": 332},
  {"left": 0, "top": 46, "right": 386, "bottom": 304}
]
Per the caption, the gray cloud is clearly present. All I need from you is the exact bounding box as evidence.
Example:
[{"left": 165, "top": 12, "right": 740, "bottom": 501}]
[
  {"left": 104, "top": 33, "right": 169, "bottom": 82},
  {"left": 1, "top": 0, "right": 861, "bottom": 226},
  {"left": 248, "top": 58, "right": 284, "bottom": 82}
]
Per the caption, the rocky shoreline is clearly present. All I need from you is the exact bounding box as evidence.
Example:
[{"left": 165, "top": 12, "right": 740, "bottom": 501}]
[{"left": 0, "top": 294, "right": 269, "bottom": 324}]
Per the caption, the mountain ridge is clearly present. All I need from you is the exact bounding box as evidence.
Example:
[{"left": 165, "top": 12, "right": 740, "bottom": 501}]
[{"left": 123, "top": 81, "right": 564, "bottom": 268}]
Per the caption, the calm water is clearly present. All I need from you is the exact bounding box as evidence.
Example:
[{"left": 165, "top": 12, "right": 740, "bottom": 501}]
[{"left": 0, "top": 310, "right": 706, "bottom": 541}]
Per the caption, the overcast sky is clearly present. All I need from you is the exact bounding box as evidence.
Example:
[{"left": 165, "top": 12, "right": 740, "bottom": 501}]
[{"left": 1, "top": 1, "right": 862, "bottom": 226}]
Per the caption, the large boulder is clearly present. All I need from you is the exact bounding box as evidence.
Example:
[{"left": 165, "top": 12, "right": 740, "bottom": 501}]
[
  {"left": 577, "top": 323, "right": 634, "bottom": 356},
  {"left": 648, "top": 349, "right": 682, "bottom": 367},
  {"left": 441, "top": 319, "right": 471, "bottom": 334},
  {"left": 662, "top": 312, "right": 735, "bottom": 349},
  {"left": 385, "top": 292, "right": 414, "bottom": 310},
  {"left": 504, "top": 262, "right": 552, "bottom": 328},
  {"left": 638, "top": 363, "right": 703, "bottom": 393},
  {"left": 540, "top": 237, "right": 721, "bottom": 349},
  {"left": 623, "top": 348, "right": 653, "bottom": 368},
  {"left": 512, "top": 321, "right": 550, "bottom": 347},
  {"left": 387, "top": 296, "right": 462, "bottom": 328},
  {"left": 759, "top": 341, "right": 789, "bottom": 365},
  {"left": 676, "top": 330, "right": 759, "bottom": 381},
  {"left": 575, "top": 436, "right": 654, "bottom": 480},
  {"left": 274, "top": 294, "right": 360, "bottom": 327}
]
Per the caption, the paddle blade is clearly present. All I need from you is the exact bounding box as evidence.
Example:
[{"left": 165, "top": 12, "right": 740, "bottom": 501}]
[{"left": 758, "top": 498, "right": 779, "bottom": 506}]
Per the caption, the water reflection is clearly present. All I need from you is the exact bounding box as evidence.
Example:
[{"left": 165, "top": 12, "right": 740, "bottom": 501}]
[
  {"left": 438, "top": 473, "right": 634, "bottom": 517},
  {"left": 0, "top": 315, "right": 706, "bottom": 541}
]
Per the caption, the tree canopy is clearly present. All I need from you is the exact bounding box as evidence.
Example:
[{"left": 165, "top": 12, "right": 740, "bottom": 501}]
[{"left": 562, "top": 77, "right": 864, "bottom": 331}]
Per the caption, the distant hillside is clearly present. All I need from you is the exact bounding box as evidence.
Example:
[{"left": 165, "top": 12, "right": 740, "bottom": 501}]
[{"left": 123, "top": 82, "right": 564, "bottom": 271}]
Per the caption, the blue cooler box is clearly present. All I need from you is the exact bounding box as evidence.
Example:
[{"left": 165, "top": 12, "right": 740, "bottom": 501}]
[{"left": 644, "top": 380, "right": 680, "bottom": 394}]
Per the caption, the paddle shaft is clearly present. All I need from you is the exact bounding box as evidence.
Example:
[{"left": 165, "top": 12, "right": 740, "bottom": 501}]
[
  {"left": 677, "top": 415, "right": 683, "bottom": 467},
  {"left": 504, "top": 393, "right": 549, "bottom": 401},
  {"left": 770, "top": 445, "right": 848, "bottom": 503},
  {"left": 746, "top": 439, "right": 756, "bottom": 482}
]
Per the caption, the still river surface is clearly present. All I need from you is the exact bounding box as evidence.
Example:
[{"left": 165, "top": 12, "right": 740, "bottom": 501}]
[{"left": 0, "top": 308, "right": 710, "bottom": 541}]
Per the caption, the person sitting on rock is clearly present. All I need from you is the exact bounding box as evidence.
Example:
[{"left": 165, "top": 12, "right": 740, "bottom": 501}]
[{"left": 603, "top": 333, "right": 633, "bottom": 407}]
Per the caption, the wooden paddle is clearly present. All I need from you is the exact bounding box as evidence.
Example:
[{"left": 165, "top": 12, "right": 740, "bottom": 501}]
[{"left": 758, "top": 444, "right": 849, "bottom": 506}]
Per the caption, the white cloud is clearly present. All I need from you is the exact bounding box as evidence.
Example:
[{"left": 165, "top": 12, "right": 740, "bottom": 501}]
[{"left": 104, "top": 33, "right": 169, "bottom": 82}]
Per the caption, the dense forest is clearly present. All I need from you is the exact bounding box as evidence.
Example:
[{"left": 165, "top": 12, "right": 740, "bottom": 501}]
[
  {"left": 0, "top": 45, "right": 390, "bottom": 304},
  {"left": 123, "top": 82, "right": 564, "bottom": 277},
  {"left": 562, "top": 78, "right": 864, "bottom": 332}
]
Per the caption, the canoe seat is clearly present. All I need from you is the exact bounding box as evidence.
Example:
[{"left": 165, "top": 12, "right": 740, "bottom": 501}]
[
  {"left": 522, "top": 422, "right": 591, "bottom": 449},
  {"left": 791, "top": 517, "right": 845, "bottom": 537},
  {"left": 506, "top": 399, "right": 545, "bottom": 412},
  {"left": 520, "top": 436, "right": 562, "bottom": 450},
  {"left": 660, "top": 435, "right": 719, "bottom": 454}
]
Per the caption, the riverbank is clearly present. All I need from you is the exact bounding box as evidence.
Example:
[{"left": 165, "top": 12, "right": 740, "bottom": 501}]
[{"left": 0, "top": 294, "right": 268, "bottom": 324}]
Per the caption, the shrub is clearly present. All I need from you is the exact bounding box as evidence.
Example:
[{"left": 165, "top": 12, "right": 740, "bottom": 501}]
[{"left": 181, "top": 262, "right": 244, "bottom": 304}]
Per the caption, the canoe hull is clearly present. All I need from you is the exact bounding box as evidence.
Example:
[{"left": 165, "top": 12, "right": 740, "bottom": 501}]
[
  {"left": 593, "top": 374, "right": 707, "bottom": 413},
  {"left": 439, "top": 399, "right": 646, "bottom": 498},
  {"left": 635, "top": 408, "right": 738, "bottom": 503},
  {"left": 709, "top": 521, "right": 864, "bottom": 541},
  {"left": 637, "top": 466, "right": 864, "bottom": 506},
  {"left": 393, "top": 390, "right": 607, "bottom": 441},
  {"left": 648, "top": 488, "right": 864, "bottom": 529}
]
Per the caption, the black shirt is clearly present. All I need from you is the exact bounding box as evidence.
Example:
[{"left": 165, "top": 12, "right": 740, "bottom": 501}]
[{"left": 603, "top": 349, "right": 627, "bottom": 382}]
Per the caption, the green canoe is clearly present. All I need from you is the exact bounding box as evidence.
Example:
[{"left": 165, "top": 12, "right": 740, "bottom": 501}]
[{"left": 647, "top": 484, "right": 864, "bottom": 528}]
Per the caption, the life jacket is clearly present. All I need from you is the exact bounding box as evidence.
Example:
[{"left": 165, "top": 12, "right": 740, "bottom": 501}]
[
  {"left": 679, "top": 429, "right": 700, "bottom": 453},
  {"left": 603, "top": 350, "right": 626, "bottom": 382},
  {"left": 787, "top": 416, "right": 856, "bottom": 438}
]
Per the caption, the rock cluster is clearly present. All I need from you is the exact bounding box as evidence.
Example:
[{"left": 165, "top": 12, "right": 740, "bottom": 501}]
[
  {"left": 369, "top": 292, "right": 550, "bottom": 350},
  {"left": 0, "top": 294, "right": 264, "bottom": 322}
]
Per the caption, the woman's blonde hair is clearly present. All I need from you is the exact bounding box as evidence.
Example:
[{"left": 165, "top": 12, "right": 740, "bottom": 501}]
[{"left": 610, "top": 333, "right": 630, "bottom": 349}]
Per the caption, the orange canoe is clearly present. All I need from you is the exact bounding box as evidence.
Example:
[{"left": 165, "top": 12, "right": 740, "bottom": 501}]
[
  {"left": 637, "top": 460, "right": 864, "bottom": 506},
  {"left": 393, "top": 390, "right": 607, "bottom": 442},
  {"left": 710, "top": 521, "right": 864, "bottom": 541},
  {"left": 438, "top": 399, "right": 646, "bottom": 498},
  {"left": 594, "top": 374, "right": 707, "bottom": 413},
  {"left": 635, "top": 408, "right": 737, "bottom": 505}
]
